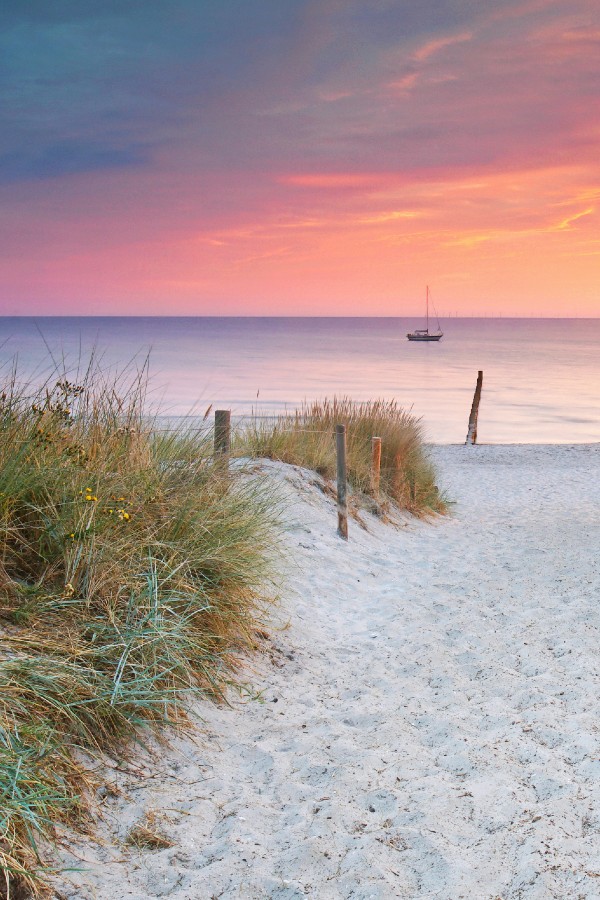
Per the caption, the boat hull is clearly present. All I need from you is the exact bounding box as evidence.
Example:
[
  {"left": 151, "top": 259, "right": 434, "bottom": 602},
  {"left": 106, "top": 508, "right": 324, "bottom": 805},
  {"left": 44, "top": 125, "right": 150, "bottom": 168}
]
[{"left": 406, "top": 333, "right": 443, "bottom": 341}]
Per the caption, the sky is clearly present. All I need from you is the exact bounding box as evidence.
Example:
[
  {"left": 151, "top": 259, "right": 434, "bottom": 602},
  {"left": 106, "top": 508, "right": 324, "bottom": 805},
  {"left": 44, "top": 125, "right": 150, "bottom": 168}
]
[{"left": 1, "top": 0, "right": 599, "bottom": 317}]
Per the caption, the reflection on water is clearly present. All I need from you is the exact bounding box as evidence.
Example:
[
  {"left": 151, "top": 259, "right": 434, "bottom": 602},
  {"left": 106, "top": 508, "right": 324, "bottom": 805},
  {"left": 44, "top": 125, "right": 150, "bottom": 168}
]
[{"left": 1, "top": 317, "right": 598, "bottom": 443}]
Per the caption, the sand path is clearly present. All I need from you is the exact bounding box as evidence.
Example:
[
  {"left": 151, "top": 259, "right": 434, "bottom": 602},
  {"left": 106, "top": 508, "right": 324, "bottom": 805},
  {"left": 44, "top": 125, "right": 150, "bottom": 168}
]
[{"left": 60, "top": 445, "right": 600, "bottom": 899}]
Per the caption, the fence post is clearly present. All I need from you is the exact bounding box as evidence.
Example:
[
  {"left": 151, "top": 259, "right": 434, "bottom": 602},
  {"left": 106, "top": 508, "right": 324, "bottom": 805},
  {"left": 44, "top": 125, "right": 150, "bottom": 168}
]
[
  {"left": 214, "top": 410, "right": 231, "bottom": 466},
  {"left": 465, "top": 371, "right": 483, "bottom": 444},
  {"left": 371, "top": 436, "right": 381, "bottom": 503},
  {"left": 336, "top": 424, "right": 348, "bottom": 540}
]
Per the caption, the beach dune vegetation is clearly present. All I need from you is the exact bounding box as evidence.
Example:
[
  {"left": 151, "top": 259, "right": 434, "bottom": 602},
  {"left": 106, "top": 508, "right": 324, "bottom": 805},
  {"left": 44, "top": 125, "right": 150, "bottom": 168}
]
[
  {"left": 239, "top": 397, "right": 446, "bottom": 517},
  {"left": 0, "top": 365, "right": 278, "bottom": 897},
  {"left": 0, "top": 372, "right": 444, "bottom": 896}
]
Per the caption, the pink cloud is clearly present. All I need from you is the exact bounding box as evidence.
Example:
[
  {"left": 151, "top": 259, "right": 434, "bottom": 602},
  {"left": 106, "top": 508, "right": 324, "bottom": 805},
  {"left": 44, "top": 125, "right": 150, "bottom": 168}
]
[{"left": 412, "top": 32, "right": 473, "bottom": 61}]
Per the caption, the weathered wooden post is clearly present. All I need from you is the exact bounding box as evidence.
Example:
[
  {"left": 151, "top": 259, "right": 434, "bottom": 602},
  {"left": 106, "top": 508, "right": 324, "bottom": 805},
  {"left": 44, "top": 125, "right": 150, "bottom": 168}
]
[
  {"left": 371, "top": 436, "right": 381, "bottom": 502},
  {"left": 336, "top": 424, "right": 348, "bottom": 540},
  {"left": 214, "top": 409, "right": 231, "bottom": 467},
  {"left": 465, "top": 371, "right": 483, "bottom": 444}
]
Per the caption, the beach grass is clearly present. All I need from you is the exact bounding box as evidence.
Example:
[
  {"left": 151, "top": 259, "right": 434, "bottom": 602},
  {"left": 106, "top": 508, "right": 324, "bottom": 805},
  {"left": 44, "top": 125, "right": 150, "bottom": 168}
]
[
  {"left": 0, "top": 365, "right": 279, "bottom": 897},
  {"left": 238, "top": 397, "right": 446, "bottom": 517}
]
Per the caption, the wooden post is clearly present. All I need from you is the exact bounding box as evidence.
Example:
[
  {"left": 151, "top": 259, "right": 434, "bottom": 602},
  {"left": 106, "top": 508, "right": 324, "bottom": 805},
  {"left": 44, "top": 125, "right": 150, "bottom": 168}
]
[
  {"left": 336, "top": 424, "right": 348, "bottom": 540},
  {"left": 466, "top": 371, "right": 483, "bottom": 444},
  {"left": 214, "top": 409, "right": 231, "bottom": 465},
  {"left": 371, "top": 436, "right": 381, "bottom": 502}
]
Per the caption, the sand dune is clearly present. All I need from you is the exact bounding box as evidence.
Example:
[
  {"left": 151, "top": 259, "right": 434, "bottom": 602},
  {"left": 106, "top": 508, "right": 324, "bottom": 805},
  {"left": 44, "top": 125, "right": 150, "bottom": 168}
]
[{"left": 57, "top": 445, "right": 600, "bottom": 899}]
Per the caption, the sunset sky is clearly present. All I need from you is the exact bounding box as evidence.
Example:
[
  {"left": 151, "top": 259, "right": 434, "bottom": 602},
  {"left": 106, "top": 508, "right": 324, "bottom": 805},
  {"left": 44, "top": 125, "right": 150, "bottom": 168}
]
[{"left": 1, "top": 0, "right": 599, "bottom": 316}]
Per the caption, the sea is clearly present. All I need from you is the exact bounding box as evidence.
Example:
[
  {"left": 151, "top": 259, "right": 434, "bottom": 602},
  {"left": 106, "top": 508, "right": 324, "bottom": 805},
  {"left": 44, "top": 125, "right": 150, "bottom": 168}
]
[{"left": 1, "top": 317, "right": 598, "bottom": 444}]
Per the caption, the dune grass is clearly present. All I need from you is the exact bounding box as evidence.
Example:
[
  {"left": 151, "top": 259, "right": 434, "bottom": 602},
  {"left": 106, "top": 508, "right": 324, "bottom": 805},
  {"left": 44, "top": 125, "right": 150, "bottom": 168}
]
[
  {"left": 0, "top": 366, "right": 279, "bottom": 897},
  {"left": 238, "top": 398, "right": 446, "bottom": 517}
]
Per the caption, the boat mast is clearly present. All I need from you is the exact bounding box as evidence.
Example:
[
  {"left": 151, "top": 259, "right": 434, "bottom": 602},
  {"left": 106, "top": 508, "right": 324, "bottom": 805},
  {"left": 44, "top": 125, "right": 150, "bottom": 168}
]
[{"left": 426, "top": 285, "right": 429, "bottom": 333}]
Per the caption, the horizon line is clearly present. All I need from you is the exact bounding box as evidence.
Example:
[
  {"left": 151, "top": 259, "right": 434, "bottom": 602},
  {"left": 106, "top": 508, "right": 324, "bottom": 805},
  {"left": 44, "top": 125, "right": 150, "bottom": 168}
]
[{"left": 2, "top": 314, "right": 599, "bottom": 320}]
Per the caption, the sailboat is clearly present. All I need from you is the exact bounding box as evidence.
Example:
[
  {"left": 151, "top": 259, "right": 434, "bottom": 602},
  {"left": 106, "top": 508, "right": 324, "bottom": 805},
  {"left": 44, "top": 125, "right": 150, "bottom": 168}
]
[{"left": 407, "top": 286, "right": 443, "bottom": 341}]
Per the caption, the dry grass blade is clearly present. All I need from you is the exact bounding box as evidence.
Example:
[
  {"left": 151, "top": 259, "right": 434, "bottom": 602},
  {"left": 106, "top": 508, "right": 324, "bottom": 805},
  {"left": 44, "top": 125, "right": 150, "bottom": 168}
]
[{"left": 125, "top": 811, "right": 174, "bottom": 852}]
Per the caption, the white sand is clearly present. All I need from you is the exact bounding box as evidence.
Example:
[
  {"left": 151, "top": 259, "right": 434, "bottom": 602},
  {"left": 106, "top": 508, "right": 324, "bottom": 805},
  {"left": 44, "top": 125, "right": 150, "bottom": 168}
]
[{"left": 57, "top": 445, "right": 600, "bottom": 899}]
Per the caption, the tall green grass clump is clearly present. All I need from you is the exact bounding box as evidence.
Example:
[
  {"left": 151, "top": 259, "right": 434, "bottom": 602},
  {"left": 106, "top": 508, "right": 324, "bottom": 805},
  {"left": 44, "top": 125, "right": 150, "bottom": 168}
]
[
  {"left": 0, "top": 365, "right": 278, "bottom": 897},
  {"left": 240, "top": 397, "right": 445, "bottom": 516}
]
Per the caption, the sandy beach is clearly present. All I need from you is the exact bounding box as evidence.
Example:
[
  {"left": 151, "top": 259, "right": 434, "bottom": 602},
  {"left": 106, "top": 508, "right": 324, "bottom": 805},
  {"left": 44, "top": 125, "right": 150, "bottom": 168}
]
[{"left": 56, "top": 444, "right": 600, "bottom": 899}]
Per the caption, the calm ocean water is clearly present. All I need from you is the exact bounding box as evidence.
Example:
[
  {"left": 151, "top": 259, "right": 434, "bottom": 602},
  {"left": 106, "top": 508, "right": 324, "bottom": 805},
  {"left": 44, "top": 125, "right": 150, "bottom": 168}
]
[{"left": 1, "top": 317, "right": 599, "bottom": 443}]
